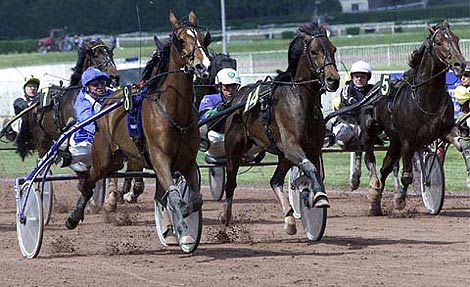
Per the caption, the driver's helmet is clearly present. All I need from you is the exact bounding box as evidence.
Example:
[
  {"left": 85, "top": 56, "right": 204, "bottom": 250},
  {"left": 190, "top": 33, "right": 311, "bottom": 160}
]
[
  {"left": 350, "top": 60, "right": 372, "bottom": 80},
  {"left": 215, "top": 68, "right": 241, "bottom": 86},
  {"left": 23, "top": 75, "right": 40, "bottom": 89},
  {"left": 81, "top": 67, "right": 110, "bottom": 87},
  {"left": 464, "top": 61, "right": 470, "bottom": 72}
]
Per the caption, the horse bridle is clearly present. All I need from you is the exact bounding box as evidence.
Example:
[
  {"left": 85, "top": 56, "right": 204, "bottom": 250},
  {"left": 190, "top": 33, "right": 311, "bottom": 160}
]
[
  {"left": 303, "top": 33, "right": 337, "bottom": 87},
  {"left": 171, "top": 24, "right": 208, "bottom": 74},
  {"left": 406, "top": 25, "right": 459, "bottom": 91},
  {"left": 88, "top": 44, "right": 115, "bottom": 70}
]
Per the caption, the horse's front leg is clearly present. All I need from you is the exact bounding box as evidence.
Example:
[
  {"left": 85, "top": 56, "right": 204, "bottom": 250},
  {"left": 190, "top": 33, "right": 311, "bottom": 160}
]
[
  {"left": 351, "top": 152, "right": 362, "bottom": 190},
  {"left": 364, "top": 148, "right": 382, "bottom": 215},
  {"left": 181, "top": 160, "right": 203, "bottom": 216},
  {"left": 269, "top": 157, "right": 295, "bottom": 235},
  {"left": 150, "top": 155, "right": 189, "bottom": 243},
  {"left": 283, "top": 144, "right": 329, "bottom": 208},
  {"left": 394, "top": 147, "right": 413, "bottom": 210},
  {"left": 444, "top": 126, "right": 470, "bottom": 173}
]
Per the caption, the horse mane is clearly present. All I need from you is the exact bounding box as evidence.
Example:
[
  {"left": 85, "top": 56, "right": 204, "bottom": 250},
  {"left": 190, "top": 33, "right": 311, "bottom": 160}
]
[
  {"left": 70, "top": 39, "right": 107, "bottom": 86},
  {"left": 274, "top": 22, "right": 326, "bottom": 82},
  {"left": 144, "top": 41, "right": 171, "bottom": 90}
]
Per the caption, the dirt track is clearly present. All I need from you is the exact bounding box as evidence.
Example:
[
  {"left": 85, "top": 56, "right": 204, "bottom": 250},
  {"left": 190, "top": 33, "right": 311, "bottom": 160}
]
[{"left": 0, "top": 178, "right": 469, "bottom": 286}]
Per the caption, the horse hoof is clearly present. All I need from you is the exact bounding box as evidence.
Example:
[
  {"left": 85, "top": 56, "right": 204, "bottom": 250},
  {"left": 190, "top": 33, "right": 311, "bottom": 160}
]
[
  {"left": 284, "top": 216, "right": 297, "bottom": 235},
  {"left": 103, "top": 201, "right": 117, "bottom": 213},
  {"left": 65, "top": 216, "right": 81, "bottom": 230},
  {"left": 369, "top": 203, "right": 383, "bottom": 216},
  {"left": 123, "top": 192, "right": 137, "bottom": 203},
  {"left": 369, "top": 178, "right": 381, "bottom": 190},
  {"left": 350, "top": 176, "right": 360, "bottom": 191},
  {"left": 313, "top": 192, "right": 330, "bottom": 208},
  {"left": 393, "top": 194, "right": 407, "bottom": 210}
]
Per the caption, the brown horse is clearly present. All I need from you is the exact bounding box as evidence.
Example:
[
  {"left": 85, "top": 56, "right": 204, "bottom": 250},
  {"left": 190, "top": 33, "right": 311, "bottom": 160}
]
[
  {"left": 65, "top": 11, "right": 211, "bottom": 246},
  {"left": 361, "top": 21, "right": 467, "bottom": 215},
  {"left": 222, "top": 23, "right": 340, "bottom": 234}
]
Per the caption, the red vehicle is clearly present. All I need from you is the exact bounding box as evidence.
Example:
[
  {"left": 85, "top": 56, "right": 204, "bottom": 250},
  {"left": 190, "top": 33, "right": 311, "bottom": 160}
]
[{"left": 38, "top": 28, "right": 73, "bottom": 53}]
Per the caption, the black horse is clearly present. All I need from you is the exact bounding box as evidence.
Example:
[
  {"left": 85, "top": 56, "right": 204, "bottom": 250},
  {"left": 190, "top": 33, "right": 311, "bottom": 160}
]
[{"left": 361, "top": 21, "right": 468, "bottom": 215}]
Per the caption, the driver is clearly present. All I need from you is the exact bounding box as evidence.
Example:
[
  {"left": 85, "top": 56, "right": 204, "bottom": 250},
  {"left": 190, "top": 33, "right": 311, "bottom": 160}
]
[
  {"left": 199, "top": 68, "right": 241, "bottom": 160},
  {"left": 67, "top": 67, "right": 113, "bottom": 173},
  {"left": 3, "top": 76, "right": 40, "bottom": 142},
  {"left": 328, "top": 60, "right": 374, "bottom": 148}
]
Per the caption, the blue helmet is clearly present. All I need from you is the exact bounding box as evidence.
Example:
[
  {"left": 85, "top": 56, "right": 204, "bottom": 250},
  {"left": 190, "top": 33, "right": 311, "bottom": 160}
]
[{"left": 81, "top": 68, "right": 110, "bottom": 87}]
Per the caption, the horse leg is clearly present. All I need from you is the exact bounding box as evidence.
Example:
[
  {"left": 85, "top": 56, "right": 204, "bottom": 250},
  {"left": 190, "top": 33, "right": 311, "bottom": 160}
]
[
  {"left": 103, "top": 178, "right": 119, "bottom": 212},
  {"left": 65, "top": 167, "right": 105, "bottom": 230},
  {"left": 364, "top": 148, "right": 382, "bottom": 215},
  {"left": 351, "top": 151, "right": 362, "bottom": 191},
  {"left": 123, "top": 161, "right": 146, "bottom": 204},
  {"left": 151, "top": 157, "right": 189, "bottom": 243},
  {"left": 392, "top": 161, "right": 400, "bottom": 193},
  {"left": 283, "top": 144, "right": 328, "bottom": 208},
  {"left": 444, "top": 127, "right": 470, "bottom": 173},
  {"left": 181, "top": 160, "right": 203, "bottom": 216},
  {"left": 394, "top": 147, "right": 413, "bottom": 210},
  {"left": 269, "top": 157, "right": 296, "bottom": 235}
]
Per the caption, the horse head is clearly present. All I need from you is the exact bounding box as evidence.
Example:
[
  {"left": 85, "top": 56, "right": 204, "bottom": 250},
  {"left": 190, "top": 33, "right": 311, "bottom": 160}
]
[
  {"left": 82, "top": 39, "right": 120, "bottom": 87},
  {"left": 426, "top": 20, "right": 466, "bottom": 76},
  {"left": 169, "top": 11, "right": 211, "bottom": 79},
  {"left": 298, "top": 23, "right": 340, "bottom": 92}
]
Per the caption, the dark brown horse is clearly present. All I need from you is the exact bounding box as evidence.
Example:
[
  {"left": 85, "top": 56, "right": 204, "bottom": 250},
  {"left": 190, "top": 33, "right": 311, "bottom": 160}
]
[
  {"left": 222, "top": 23, "right": 340, "bottom": 234},
  {"left": 65, "top": 12, "right": 211, "bottom": 246},
  {"left": 361, "top": 21, "right": 467, "bottom": 215}
]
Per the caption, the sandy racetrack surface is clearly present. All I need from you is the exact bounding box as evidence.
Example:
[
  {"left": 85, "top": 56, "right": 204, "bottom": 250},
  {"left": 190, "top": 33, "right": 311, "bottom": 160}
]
[{"left": 0, "top": 178, "right": 469, "bottom": 286}]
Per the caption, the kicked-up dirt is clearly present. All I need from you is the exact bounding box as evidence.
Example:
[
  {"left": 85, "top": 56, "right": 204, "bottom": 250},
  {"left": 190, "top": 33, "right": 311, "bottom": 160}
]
[{"left": 0, "top": 178, "right": 469, "bottom": 286}]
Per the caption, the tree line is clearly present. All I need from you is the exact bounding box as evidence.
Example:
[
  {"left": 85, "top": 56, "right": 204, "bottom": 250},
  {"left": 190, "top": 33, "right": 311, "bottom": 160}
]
[{"left": 0, "top": 0, "right": 340, "bottom": 40}]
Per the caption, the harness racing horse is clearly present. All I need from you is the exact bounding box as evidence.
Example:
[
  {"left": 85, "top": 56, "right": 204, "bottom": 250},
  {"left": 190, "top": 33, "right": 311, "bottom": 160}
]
[
  {"left": 222, "top": 23, "right": 340, "bottom": 235},
  {"left": 361, "top": 21, "right": 468, "bottom": 215},
  {"left": 65, "top": 12, "right": 211, "bottom": 247}
]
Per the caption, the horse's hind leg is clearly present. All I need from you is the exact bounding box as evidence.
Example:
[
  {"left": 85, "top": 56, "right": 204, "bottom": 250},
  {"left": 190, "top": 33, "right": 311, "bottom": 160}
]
[
  {"left": 123, "top": 161, "right": 145, "bottom": 204},
  {"left": 351, "top": 152, "right": 362, "bottom": 191},
  {"left": 394, "top": 147, "right": 413, "bottom": 210},
  {"left": 270, "top": 157, "right": 296, "bottom": 235}
]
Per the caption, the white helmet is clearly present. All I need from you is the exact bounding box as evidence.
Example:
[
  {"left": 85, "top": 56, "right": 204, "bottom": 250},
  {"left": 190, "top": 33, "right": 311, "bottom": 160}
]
[
  {"left": 215, "top": 68, "right": 241, "bottom": 86},
  {"left": 350, "top": 60, "right": 372, "bottom": 78}
]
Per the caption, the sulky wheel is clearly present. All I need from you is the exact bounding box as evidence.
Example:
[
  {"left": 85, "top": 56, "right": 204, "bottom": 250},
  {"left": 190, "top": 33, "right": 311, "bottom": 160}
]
[
  {"left": 155, "top": 169, "right": 202, "bottom": 253},
  {"left": 299, "top": 188, "right": 327, "bottom": 242},
  {"left": 209, "top": 166, "right": 225, "bottom": 201},
  {"left": 38, "top": 170, "right": 53, "bottom": 226},
  {"left": 16, "top": 181, "right": 44, "bottom": 258},
  {"left": 420, "top": 151, "right": 445, "bottom": 215},
  {"left": 288, "top": 166, "right": 302, "bottom": 219},
  {"left": 289, "top": 167, "right": 327, "bottom": 241}
]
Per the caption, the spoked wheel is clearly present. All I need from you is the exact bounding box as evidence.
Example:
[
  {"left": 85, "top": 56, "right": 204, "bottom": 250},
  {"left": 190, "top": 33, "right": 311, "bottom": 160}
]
[
  {"left": 209, "top": 166, "right": 225, "bottom": 201},
  {"left": 16, "top": 181, "right": 44, "bottom": 258},
  {"left": 288, "top": 166, "right": 327, "bottom": 241},
  {"left": 419, "top": 151, "right": 445, "bottom": 215},
  {"left": 38, "top": 170, "right": 53, "bottom": 226},
  {"left": 288, "top": 166, "right": 301, "bottom": 219},
  {"left": 155, "top": 169, "right": 202, "bottom": 253}
]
